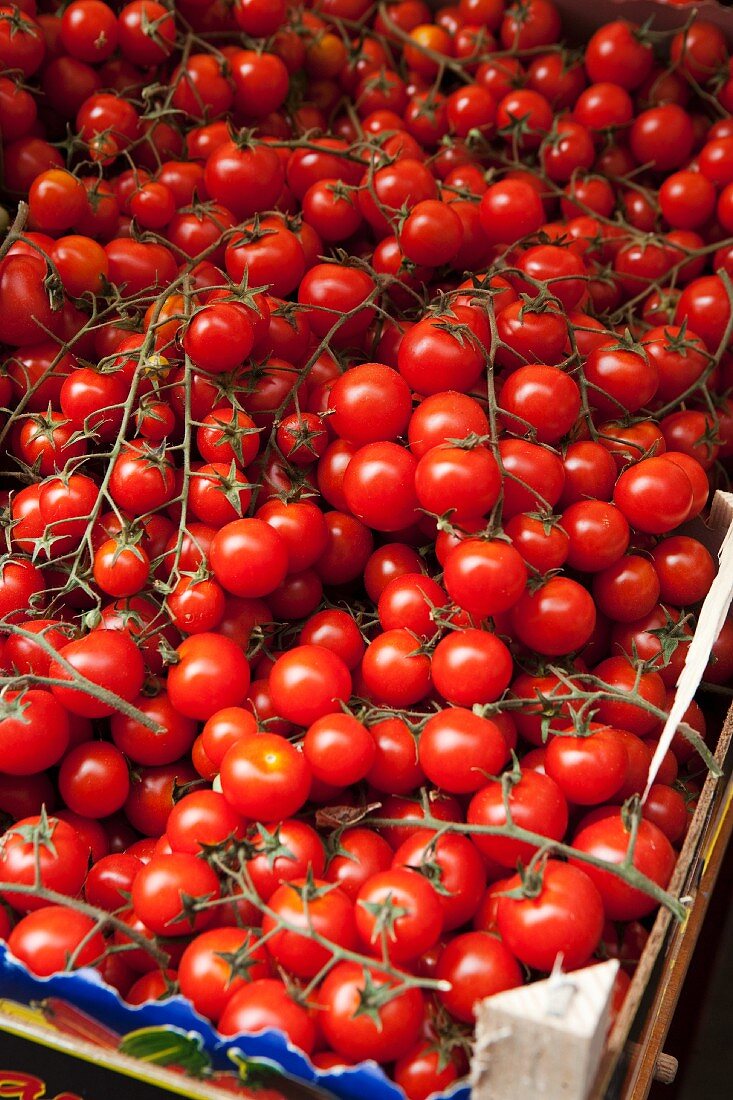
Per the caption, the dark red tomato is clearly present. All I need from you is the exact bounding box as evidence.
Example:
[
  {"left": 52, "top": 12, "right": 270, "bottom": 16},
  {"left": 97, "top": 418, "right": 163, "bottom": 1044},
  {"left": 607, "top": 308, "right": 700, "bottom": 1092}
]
[
  {"left": 4, "top": 620, "right": 73, "bottom": 677},
  {"left": 561, "top": 501, "right": 630, "bottom": 573},
  {"left": 592, "top": 555, "right": 661, "bottom": 623},
  {"left": 230, "top": 48, "right": 289, "bottom": 118},
  {"left": 58, "top": 741, "right": 130, "bottom": 819},
  {"left": 0, "top": 815, "right": 88, "bottom": 912},
  {"left": 611, "top": 604, "right": 691, "bottom": 688},
  {"left": 630, "top": 104, "right": 694, "bottom": 172},
  {"left": 584, "top": 20, "right": 653, "bottom": 90},
  {"left": 501, "top": 364, "right": 581, "bottom": 443},
  {"left": 109, "top": 441, "right": 175, "bottom": 514},
  {"left": 366, "top": 717, "right": 424, "bottom": 795},
  {"left": 584, "top": 343, "right": 659, "bottom": 417},
  {"left": 497, "top": 860, "right": 604, "bottom": 971},
  {"left": 0, "top": 6, "right": 45, "bottom": 77},
  {"left": 703, "top": 613, "right": 733, "bottom": 683},
  {"left": 111, "top": 691, "right": 197, "bottom": 766},
  {"left": 376, "top": 792, "right": 463, "bottom": 851},
  {"left": 571, "top": 813, "right": 676, "bottom": 920},
  {"left": 199, "top": 706, "right": 257, "bottom": 769},
  {"left": 297, "top": 609, "right": 364, "bottom": 670},
  {"left": 315, "top": 511, "right": 374, "bottom": 586},
  {"left": 467, "top": 770, "right": 569, "bottom": 867},
  {"left": 499, "top": 439, "right": 566, "bottom": 517},
  {"left": 0, "top": 559, "right": 44, "bottom": 624},
  {"left": 398, "top": 308, "right": 488, "bottom": 396},
  {"left": 298, "top": 263, "right": 376, "bottom": 342},
  {"left": 479, "top": 178, "right": 545, "bottom": 245},
  {"left": 504, "top": 513, "right": 569, "bottom": 573},
  {"left": 8, "top": 907, "right": 106, "bottom": 977},
  {"left": 125, "top": 969, "right": 177, "bottom": 1005},
  {"left": 132, "top": 853, "right": 220, "bottom": 936},
  {"left": 407, "top": 391, "right": 488, "bottom": 459},
  {"left": 418, "top": 708, "right": 509, "bottom": 794},
  {"left": 358, "top": 156, "right": 436, "bottom": 233},
  {"left": 329, "top": 363, "right": 412, "bottom": 446},
  {"left": 48, "top": 630, "right": 144, "bottom": 718},
  {"left": 302, "top": 177, "right": 364, "bottom": 242},
  {"left": 394, "top": 1041, "right": 462, "bottom": 1100},
  {"left": 61, "top": 366, "right": 127, "bottom": 442},
  {"left": 318, "top": 962, "right": 423, "bottom": 1062},
  {"left": 643, "top": 784, "right": 689, "bottom": 845},
  {"left": 0, "top": 255, "right": 62, "bottom": 347},
  {"left": 355, "top": 867, "right": 443, "bottom": 963},
  {"left": 117, "top": 0, "right": 175, "bottom": 65},
  {"left": 218, "top": 979, "right": 316, "bottom": 1052},
  {"left": 675, "top": 275, "right": 730, "bottom": 353},
  {"left": 220, "top": 732, "right": 311, "bottom": 820},
  {"left": 399, "top": 200, "right": 463, "bottom": 267},
  {"left": 203, "top": 140, "right": 283, "bottom": 220},
  {"left": 225, "top": 218, "right": 305, "bottom": 300},
  {"left": 436, "top": 931, "right": 522, "bottom": 1023},
  {"left": 178, "top": 926, "right": 269, "bottom": 1023}
]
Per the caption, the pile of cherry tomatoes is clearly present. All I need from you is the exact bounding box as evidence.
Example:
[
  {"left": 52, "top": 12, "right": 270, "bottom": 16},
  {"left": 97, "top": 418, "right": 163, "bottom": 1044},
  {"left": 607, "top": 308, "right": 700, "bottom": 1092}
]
[{"left": 1, "top": 0, "right": 732, "bottom": 1096}]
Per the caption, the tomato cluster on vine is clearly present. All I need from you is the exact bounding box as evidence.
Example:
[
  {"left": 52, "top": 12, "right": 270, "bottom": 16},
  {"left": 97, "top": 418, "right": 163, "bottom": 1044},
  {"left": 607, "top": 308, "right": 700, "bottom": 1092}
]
[{"left": 0, "top": 0, "right": 732, "bottom": 1097}]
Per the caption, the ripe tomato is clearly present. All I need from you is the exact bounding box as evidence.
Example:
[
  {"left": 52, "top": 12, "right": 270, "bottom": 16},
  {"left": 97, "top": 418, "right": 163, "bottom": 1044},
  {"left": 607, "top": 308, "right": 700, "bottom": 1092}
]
[
  {"left": 304, "top": 712, "right": 376, "bottom": 786},
  {"left": 545, "top": 728, "right": 628, "bottom": 805},
  {"left": 218, "top": 978, "right": 316, "bottom": 1052},
  {"left": 167, "top": 633, "right": 250, "bottom": 721},
  {"left": 418, "top": 708, "right": 509, "bottom": 794},
  {"left": 220, "top": 732, "right": 311, "bottom": 821},
  {"left": 269, "top": 645, "right": 352, "bottom": 726},
  {"left": 467, "top": 770, "right": 569, "bottom": 867},
  {"left": 48, "top": 630, "right": 144, "bottom": 718},
  {"left": 166, "top": 790, "right": 244, "bottom": 854},
  {"left": 263, "top": 878, "right": 357, "bottom": 977},
  {"left": 131, "top": 853, "right": 220, "bottom": 936},
  {"left": 436, "top": 931, "right": 523, "bottom": 1022},
  {"left": 497, "top": 861, "right": 604, "bottom": 971},
  {"left": 58, "top": 741, "right": 130, "bottom": 818},
  {"left": 572, "top": 813, "right": 676, "bottom": 920},
  {"left": 318, "top": 962, "right": 424, "bottom": 1062},
  {"left": 8, "top": 907, "right": 106, "bottom": 976},
  {"left": 355, "top": 867, "right": 443, "bottom": 962},
  {"left": 0, "top": 815, "right": 89, "bottom": 912},
  {"left": 0, "top": 689, "right": 70, "bottom": 776},
  {"left": 392, "top": 829, "right": 486, "bottom": 930},
  {"left": 178, "top": 926, "right": 269, "bottom": 1023}
]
